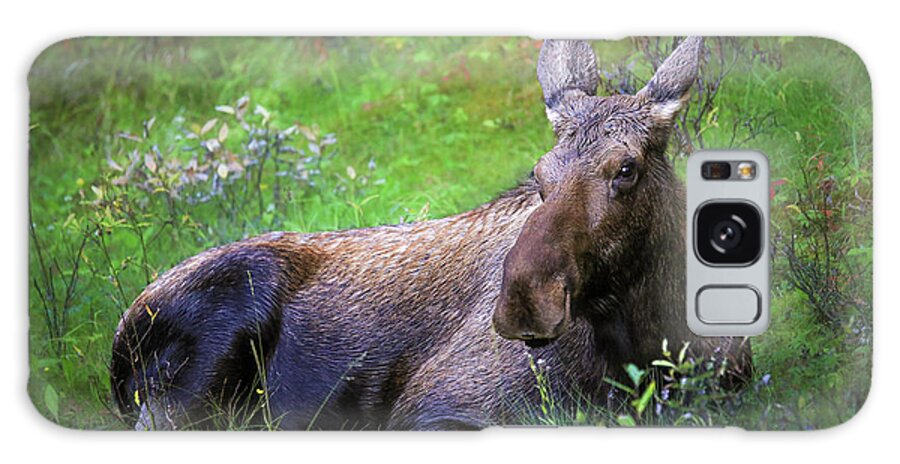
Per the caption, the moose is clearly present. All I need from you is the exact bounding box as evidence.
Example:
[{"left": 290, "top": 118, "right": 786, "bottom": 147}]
[{"left": 111, "top": 37, "right": 751, "bottom": 430}]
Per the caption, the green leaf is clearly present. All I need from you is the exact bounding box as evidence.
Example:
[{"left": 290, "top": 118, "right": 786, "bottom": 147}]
[
  {"left": 625, "top": 363, "right": 645, "bottom": 388},
  {"left": 603, "top": 377, "right": 635, "bottom": 396},
  {"left": 631, "top": 380, "right": 656, "bottom": 416},
  {"left": 651, "top": 360, "right": 677, "bottom": 369},
  {"left": 575, "top": 409, "right": 587, "bottom": 424},
  {"left": 44, "top": 384, "right": 60, "bottom": 422},
  {"left": 616, "top": 415, "right": 637, "bottom": 427},
  {"left": 678, "top": 342, "right": 691, "bottom": 364}
]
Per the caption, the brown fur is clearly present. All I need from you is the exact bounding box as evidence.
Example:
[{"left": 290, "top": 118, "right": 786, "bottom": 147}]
[{"left": 111, "top": 37, "right": 751, "bottom": 431}]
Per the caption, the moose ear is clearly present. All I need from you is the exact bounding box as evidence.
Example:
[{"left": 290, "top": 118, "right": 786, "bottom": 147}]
[
  {"left": 637, "top": 36, "right": 704, "bottom": 123},
  {"left": 537, "top": 40, "right": 599, "bottom": 131}
]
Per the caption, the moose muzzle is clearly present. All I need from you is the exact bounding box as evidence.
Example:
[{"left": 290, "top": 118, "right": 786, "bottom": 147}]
[
  {"left": 493, "top": 205, "right": 580, "bottom": 342},
  {"left": 493, "top": 275, "right": 572, "bottom": 342}
]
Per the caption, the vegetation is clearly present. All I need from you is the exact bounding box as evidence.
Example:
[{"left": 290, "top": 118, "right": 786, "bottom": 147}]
[{"left": 28, "top": 37, "right": 871, "bottom": 430}]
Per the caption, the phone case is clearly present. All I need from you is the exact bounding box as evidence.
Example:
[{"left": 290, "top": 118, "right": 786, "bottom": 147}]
[{"left": 28, "top": 36, "right": 872, "bottom": 430}]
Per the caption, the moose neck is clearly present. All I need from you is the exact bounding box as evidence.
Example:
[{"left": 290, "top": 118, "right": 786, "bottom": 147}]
[
  {"left": 584, "top": 156, "right": 689, "bottom": 367},
  {"left": 633, "top": 166, "right": 689, "bottom": 360}
]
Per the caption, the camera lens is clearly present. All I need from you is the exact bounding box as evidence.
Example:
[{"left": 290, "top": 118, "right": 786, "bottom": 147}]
[
  {"left": 695, "top": 202, "right": 762, "bottom": 265},
  {"left": 711, "top": 218, "right": 743, "bottom": 251}
]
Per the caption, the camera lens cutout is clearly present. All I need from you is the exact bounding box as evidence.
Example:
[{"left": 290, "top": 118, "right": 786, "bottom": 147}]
[
  {"left": 695, "top": 202, "right": 762, "bottom": 265},
  {"left": 701, "top": 162, "right": 732, "bottom": 180}
]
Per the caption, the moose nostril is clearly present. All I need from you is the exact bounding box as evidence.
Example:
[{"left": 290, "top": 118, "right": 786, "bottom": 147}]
[{"left": 525, "top": 338, "right": 552, "bottom": 349}]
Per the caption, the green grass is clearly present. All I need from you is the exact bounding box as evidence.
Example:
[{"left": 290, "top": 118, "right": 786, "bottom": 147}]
[{"left": 28, "top": 37, "right": 872, "bottom": 430}]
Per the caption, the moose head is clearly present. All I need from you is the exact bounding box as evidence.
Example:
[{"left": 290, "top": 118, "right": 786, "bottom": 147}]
[{"left": 493, "top": 37, "right": 703, "bottom": 343}]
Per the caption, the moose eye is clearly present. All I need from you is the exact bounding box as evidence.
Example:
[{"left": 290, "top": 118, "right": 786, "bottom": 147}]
[
  {"left": 611, "top": 159, "right": 639, "bottom": 196},
  {"left": 618, "top": 160, "right": 637, "bottom": 179}
]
